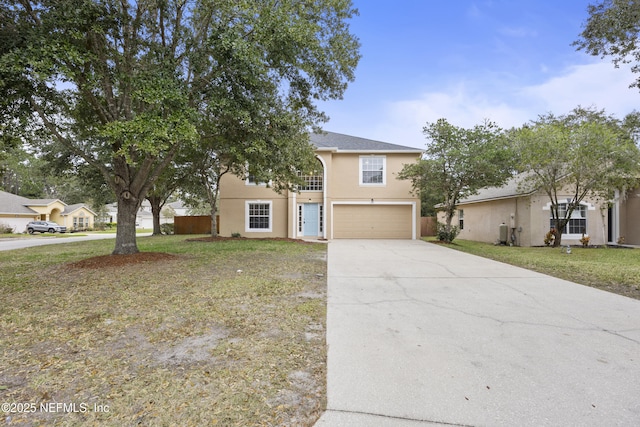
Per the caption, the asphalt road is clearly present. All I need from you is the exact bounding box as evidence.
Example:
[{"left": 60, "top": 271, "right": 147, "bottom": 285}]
[{"left": 0, "top": 233, "right": 150, "bottom": 251}]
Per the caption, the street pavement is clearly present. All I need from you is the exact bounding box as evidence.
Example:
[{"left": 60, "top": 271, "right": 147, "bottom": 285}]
[
  {"left": 0, "top": 233, "right": 150, "bottom": 251},
  {"left": 315, "top": 239, "right": 640, "bottom": 426}
]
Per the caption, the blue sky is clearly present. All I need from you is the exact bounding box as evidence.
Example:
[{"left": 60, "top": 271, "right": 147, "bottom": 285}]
[{"left": 317, "top": 0, "right": 639, "bottom": 148}]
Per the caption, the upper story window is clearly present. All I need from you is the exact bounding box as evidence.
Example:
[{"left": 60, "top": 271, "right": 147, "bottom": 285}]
[
  {"left": 298, "top": 172, "right": 323, "bottom": 191},
  {"left": 360, "top": 156, "right": 386, "bottom": 185},
  {"left": 298, "top": 160, "right": 324, "bottom": 191}
]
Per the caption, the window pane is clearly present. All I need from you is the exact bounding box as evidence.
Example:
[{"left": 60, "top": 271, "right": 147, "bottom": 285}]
[
  {"left": 361, "top": 157, "right": 385, "bottom": 184},
  {"left": 248, "top": 203, "right": 270, "bottom": 230}
]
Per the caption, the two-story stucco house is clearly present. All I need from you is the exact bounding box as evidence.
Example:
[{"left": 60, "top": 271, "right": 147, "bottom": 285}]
[{"left": 218, "top": 132, "right": 423, "bottom": 239}]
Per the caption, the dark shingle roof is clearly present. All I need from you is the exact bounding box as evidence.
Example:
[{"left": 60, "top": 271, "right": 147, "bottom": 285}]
[
  {"left": 0, "top": 190, "right": 38, "bottom": 215},
  {"left": 310, "top": 131, "right": 422, "bottom": 153}
]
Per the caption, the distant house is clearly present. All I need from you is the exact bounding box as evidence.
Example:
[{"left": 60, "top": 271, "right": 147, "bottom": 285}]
[
  {"left": 0, "top": 190, "right": 96, "bottom": 233},
  {"left": 440, "top": 174, "right": 639, "bottom": 246},
  {"left": 103, "top": 200, "right": 188, "bottom": 229},
  {"left": 218, "top": 131, "right": 422, "bottom": 239},
  {"left": 613, "top": 187, "right": 640, "bottom": 245}
]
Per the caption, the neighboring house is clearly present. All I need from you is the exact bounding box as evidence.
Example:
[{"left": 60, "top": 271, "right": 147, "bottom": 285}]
[
  {"left": 612, "top": 186, "right": 640, "bottom": 245},
  {"left": 103, "top": 200, "right": 187, "bottom": 229},
  {"left": 218, "top": 131, "right": 423, "bottom": 239},
  {"left": 0, "top": 190, "right": 96, "bottom": 233},
  {"left": 440, "top": 174, "right": 640, "bottom": 246}
]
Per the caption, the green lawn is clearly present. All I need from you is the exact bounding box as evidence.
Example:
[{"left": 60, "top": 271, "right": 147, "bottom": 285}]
[
  {"left": 434, "top": 238, "right": 640, "bottom": 300},
  {"left": 0, "top": 236, "right": 327, "bottom": 426}
]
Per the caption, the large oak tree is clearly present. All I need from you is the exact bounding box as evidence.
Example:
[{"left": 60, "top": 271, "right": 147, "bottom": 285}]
[
  {"left": 574, "top": 0, "right": 640, "bottom": 89},
  {"left": 0, "top": 0, "right": 360, "bottom": 253}
]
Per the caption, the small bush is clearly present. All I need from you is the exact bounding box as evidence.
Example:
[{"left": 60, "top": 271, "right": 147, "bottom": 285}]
[
  {"left": 544, "top": 229, "right": 556, "bottom": 246},
  {"left": 160, "top": 223, "right": 174, "bottom": 235},
  {"left": 231, "top": 232, "right": 242, "bottom": 238},
  {"left": 436, "top": 222, "right": 459, "bottom": 243},
  {"left": 0, "top": 223, "right": 15, "bottom": 234}
]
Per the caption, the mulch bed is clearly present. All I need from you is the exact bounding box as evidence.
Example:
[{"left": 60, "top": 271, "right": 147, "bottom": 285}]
[
  {"left": 185, "top": 236, "right": 320, "bottom": 244},
  {"left": 67, "top": 252, "right": 180, "bottom": 269}
]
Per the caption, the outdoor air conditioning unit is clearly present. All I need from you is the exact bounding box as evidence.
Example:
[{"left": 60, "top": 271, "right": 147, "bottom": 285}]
[{"left": 499, "top": 223, "right": 508, "bottom": 245}]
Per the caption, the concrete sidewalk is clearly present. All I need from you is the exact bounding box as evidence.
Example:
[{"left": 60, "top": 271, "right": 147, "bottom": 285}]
[{"left": 315, "top": 240, "right": 640, "bottom": 426}]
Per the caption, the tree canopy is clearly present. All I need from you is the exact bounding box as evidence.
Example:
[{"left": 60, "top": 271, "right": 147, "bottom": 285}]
[
  {"left": 513, "top": 107, "right": 640, "bottom": 246},
  {"left": 398, "top": 118, "right": 514, "bottom": 242},
  {"left": 0, "top": 0, "right": 360, "bottom": 253},
  {"left": 574, "top": 0, "right": 640, "bottom": 89}
]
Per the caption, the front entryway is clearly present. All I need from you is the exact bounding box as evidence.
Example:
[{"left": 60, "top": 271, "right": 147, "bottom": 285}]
[{"left": 299, "top": 203, "right": 321, "bottom": 237}]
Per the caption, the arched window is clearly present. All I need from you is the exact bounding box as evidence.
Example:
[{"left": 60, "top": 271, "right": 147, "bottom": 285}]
[{"left": 298, "top": 160, "right": 323, "bottom": 191}]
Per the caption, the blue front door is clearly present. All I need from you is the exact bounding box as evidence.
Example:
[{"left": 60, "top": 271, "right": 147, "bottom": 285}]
[{"left": 303, "top": 204, "right": 319, "bottom": 236}]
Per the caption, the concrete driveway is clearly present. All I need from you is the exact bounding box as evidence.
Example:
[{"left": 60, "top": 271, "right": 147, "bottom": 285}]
[{"left": 315, "top": 240, "right": 640, "bottom": 426}]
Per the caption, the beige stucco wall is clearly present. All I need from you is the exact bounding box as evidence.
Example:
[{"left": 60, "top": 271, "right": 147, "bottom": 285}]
[
  {"left": 26, "top": 201, "right": 66, "bottom": 223},
  {"left": 218, "top": 150, "right": 421, "bottom": 239},
  {"left": 443, "top": 191, "right": 607, "bottom": 246},
  {"left": 61, "top": 208, "right": 95, "bottom": 230}
]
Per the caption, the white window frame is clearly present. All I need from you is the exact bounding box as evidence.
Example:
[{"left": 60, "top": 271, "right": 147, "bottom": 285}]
[
  {"left": 245, "top": 201, "right": 272, "bottom": 232},
  {"left": 359, "top": 155, "right": 386, "bottom": 186}
]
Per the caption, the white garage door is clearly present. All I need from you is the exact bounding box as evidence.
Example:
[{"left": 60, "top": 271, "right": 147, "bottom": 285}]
[{"left": 333, "top": 204, "right": 413, "bottom": 239}]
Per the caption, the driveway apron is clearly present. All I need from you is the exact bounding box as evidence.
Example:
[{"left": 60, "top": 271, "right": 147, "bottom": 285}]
[{"left": 315, "top": 240, "right": 640, "bottom": 426}]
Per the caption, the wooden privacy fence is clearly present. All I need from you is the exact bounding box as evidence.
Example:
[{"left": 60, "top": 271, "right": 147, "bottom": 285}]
[
  {"left": 421, "top": 216, "right": 436, "bottom": 237},
  {"left": 174, "top": 215, "right": 219, "bottom": 235}
]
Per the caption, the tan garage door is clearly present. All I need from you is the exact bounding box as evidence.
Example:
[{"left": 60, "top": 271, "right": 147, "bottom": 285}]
[{"left": 333, "top": 204, "right": 412, "bottom": 239}]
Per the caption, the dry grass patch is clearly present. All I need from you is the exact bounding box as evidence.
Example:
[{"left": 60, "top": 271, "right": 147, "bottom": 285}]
[{"left": 0, "top": 236, "right": 327, "bottom": 426}]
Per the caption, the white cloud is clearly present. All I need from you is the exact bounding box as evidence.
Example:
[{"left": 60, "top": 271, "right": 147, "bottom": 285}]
[{"left": 374, "top": 60, "right": 640, "bottom": 148}]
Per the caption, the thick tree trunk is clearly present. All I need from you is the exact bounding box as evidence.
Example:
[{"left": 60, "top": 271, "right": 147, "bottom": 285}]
[
  {"left": 552, "top": 228, "right": 563, "bottom": 247},
  {"left": 148, "top": 196, "right": 163, "bottom": 235},
  {"left": 113, "top": 195, "right": 141, "bottom": 255},
  {"left": 210, "top": 205, "right": 218, "bottom": 237}
]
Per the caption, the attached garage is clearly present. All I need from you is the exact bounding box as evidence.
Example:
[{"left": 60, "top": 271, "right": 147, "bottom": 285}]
[{"left": 332, "top": 204, "right": 414, "bottom": 239}]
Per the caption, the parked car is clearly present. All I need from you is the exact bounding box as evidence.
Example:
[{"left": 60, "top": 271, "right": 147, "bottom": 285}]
[{"left": 26, "top": 221, "right": 67, "bottom": 234}]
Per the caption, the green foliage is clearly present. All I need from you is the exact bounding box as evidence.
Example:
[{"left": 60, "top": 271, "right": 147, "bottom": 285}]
[
  {"left": 436, "top": 222, "right": 459, "bottom": 243},
  {"left": 574, "top": 0, "right": 640, "bottom": 89},
  {"left": 159, "top": 223, "right": 174, "bottom": 235},
  {"left": 513, "top": 107, "right": 640, "bottom": 245},
  {"left": 398, "top": 118, "right": 515, "bottom": 231},
  {"left": 1, "top": 0, "right": 360, "bottom": 254}
]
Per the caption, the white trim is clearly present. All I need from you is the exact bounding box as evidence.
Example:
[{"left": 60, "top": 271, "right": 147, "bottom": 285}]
[
  {"left": 245, "top": 200, "right": 272, "bottom": 232},
  {"left": 291, "top": 191, "right": 297, "bottom": 238},
  {"left": 317, "top": 155, "right": 328, "bottom": 239},
  {"left": 542, "top": 200, "right": 596, "bottom": 211},
  {"left": 330, "top": 200, "right": 417, "bottom": 240}
]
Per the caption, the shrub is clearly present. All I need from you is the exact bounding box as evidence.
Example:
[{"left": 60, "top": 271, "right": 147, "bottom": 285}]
[
  {"left": 231, "top": 232, "right": 242, "bottom": 238},
  {"left": 544, "top": 229, "right": 556, "bottom": 246},
  {"left": 0, "top": 223, "right": 14, "bottom": 234},
  {"left": 436, "top": 222, "right": 459, "bottom": 243},
  {"left": 160, "top": 223, "right": 174, "bottom": 235}
]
